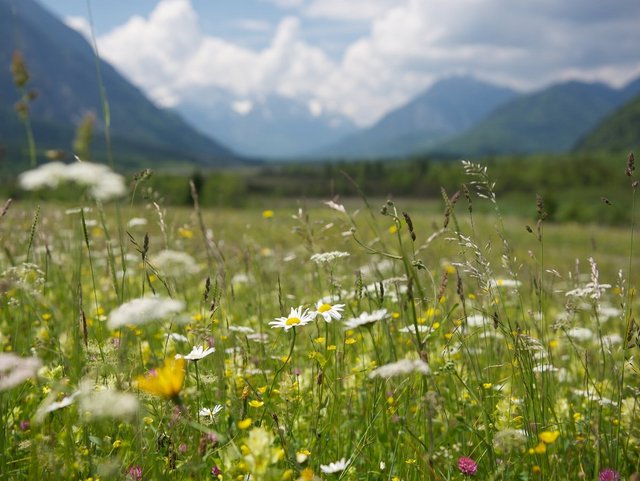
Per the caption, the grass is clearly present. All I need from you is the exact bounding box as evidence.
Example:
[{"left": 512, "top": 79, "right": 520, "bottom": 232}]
[{"left": 0, "top": 161, "right": 639, "bottom": 481}]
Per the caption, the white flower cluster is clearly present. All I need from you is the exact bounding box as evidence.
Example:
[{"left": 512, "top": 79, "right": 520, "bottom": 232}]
[
  {"left": 368, "top": 358, "right": 431, "bottom": 379},
  {"left": 18, "top": 161, "right": 127, "bottom": 201},
  {"left": 344, "top": 309, "right": 388, "bottom": 330},
  {"left": 310, "top": 251, "right": 350, "bottom": 264},
  {"left": 107, "top": 296, "right": 185, "bottom": 329},
  {"left": 150, "top": 249, "right": 200, "bottom": 277},
  {"left": 0, "top": 353, "right": 42, "bottom": 391}
]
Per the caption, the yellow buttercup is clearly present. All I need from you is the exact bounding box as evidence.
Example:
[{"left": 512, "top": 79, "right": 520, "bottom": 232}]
[{"left": 136, "top": 357, "right": 186, "bottom": 400}]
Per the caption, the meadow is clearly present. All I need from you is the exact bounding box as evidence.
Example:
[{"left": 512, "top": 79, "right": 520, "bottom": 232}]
[{"left": 0, "top": 158, "right": 639, "bottom": 481}]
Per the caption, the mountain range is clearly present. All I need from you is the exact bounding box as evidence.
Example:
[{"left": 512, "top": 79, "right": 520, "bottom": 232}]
[
  {"left": 431, "top": 79, "right": 640, "bottom": 157},
  {"left": 313, "top": 76, "right": 518, "bottom": 159},
  {"left": 175, "top": 91, "right": 357, "bottom": 159},
  {"left": 1, "top": 0, "right": 638, "bottom": 168},
  {"left": 314, "top": 77, "right": 640, "bottom": 160},
  {"left": 0, "top": 0, "right": 241, "bottom": 170}
]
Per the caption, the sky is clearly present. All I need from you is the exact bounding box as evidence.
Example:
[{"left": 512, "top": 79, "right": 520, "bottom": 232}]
[{"left": 38, "top": 0, "right": 640, "bottom": 127}]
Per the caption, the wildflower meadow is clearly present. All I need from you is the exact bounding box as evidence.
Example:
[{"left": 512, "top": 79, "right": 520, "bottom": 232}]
[{"left": 1, "top": 157, "right": 639, "bottom": 481}]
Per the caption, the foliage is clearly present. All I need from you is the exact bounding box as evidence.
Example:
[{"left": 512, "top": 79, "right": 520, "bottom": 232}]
[{"left": 1, "top": 159, "right": 639, "bottom": 480}]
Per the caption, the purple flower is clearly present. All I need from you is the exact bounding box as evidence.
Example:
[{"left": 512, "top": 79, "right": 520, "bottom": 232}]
[
  {"left": 126, "top": 465, "right": 142, "bottom": 481},
  {"left": 599, "top": 468, "right": 620, "bottom": 481},
  {"left": 211, "top": 465, "right": 222, "bottom": 478},
  {"left": 458, "top": 456, "right": 478, "bottom": 476}
]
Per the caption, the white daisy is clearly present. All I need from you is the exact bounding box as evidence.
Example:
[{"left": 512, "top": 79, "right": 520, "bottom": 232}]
[
  {"left": 177, "top": 345, "right": 216, "bottom": 361},
  {"left": 320, "top": 458, "right": 349, "bottom": 474},
  {"left": 269, "top": 306, "right": 315, "bottom": 331},
  {"left": 315, "top": 300, "right": 345, "bottom": 322},
  {"left": 199, "top": 404, "right": 224, "bottom": 419},
  {"left": 343, "top": 309, "right": 388, "bottom": 330}
]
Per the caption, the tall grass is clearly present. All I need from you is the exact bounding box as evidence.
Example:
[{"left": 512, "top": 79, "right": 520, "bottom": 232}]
[{"left": 0, "top": 158, "right": 639, "bottom": 481}]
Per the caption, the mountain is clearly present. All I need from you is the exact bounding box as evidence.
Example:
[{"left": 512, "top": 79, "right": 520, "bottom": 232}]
[
  {"left": 175, "top": 92, "right": 357, "bottom": 159},
  {"left": 432, "top": 79, "right": 640, "bottom": 157},
  {"left": 0, "top": 0, "right": 241, "bottom": 170},
  {"left": 575, "top": 93, "right": 640, "bottom": 153},
  {"left": 313, "top": 76, "right": 517, "bottom": 159}
]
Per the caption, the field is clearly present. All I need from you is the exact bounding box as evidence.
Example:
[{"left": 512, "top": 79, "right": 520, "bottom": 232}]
[{"left": 1, "top": 160, "right": 639, "bottom": 481}]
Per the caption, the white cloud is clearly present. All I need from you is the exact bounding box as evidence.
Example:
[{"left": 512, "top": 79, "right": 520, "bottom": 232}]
[
  {"left": 232, "top": 19, "right": 272, "bottom": 32},
  {"left": 232, "top": 99, "right": 254, "bottom": 115},
  {"left": 99, "top": 1, "right": 334, "bottom": 109},
  {"left": 97, "top": 0, "right": 640, "bottom": 126},
  {"left": 305, "top": 0, "right": 397, "bottom": 21},
  {"left": 65, "top": 15, "right": 92, "bottom": 41},
  {"left": 263, "top": 0, "right": 305, "bottom": 7}
]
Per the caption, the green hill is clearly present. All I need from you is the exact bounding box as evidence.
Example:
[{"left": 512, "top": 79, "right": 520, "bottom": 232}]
[
  {"left": 432, "top": 81, "right": 633, "bottom": 157},
  {"left": 575, "top": 93, "right": 640, "bottom": 153}
]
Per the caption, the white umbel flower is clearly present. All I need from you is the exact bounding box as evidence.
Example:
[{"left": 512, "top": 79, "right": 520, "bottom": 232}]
[
  {"left": 310, "top": 251, "right": 350, "bottom": 264},
  {"left": 150, "top": 250, "right": 200, "bottom": 277},
  {"left": 566, "top": 327, "right": 594, "bottom": 341},
  {"left": 0, "top": 353, "right": 42, "bottom": 391},
  {"left": 323, "top": 200, "right": 346, "bottom": 214},
  {"left": 78, "top": 382, "right": 139, "bottom": 421},
  {"left": 18, "top": 162, "right": 67, "bottom": 189},
  {"left": 269, "top": 306, "right": 315, "bottom": 331},
  {"left": 107, "top": 296, "right": 185, "bottom": 329},
  {"left": 18, "top": 160, "right": 126, "bottom": 201},
  {"left": 368, "top": 359, "right": 431, "bottom": 379}
]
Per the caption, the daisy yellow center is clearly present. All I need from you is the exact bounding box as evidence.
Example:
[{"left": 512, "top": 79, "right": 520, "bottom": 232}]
[
  {"left": 318, "top": 303, "right": 332, "bottom": 313},
  {"left": 286, "top": 317, "right": 301, "bottom": 326}
]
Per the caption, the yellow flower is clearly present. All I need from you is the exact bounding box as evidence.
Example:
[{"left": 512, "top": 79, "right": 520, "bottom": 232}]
[
  {"left": 238, "top": 418, "right": 253, "bottom": 429},
  {"left": 262, "top": 210, "right": 274, "bottom": 219},
  {"left": 178, "top": 227, "right": 194, "bottom": 239},
  {"left": 249, "top": 400, "right": 264, "bottom": 408},
  {"left": 533, "top": 442, "right": 546, "bottom": 454},
  {"left": 135, "top": 357, "right": 186, "bottom": 400},
  {"left": 388, "top": 224, "right": 398, "bottom": 234},
  {"left": 299, "top": 468, "right": 315, "bottom": 481},
  {"left": 539, "top": 430, "right": 560, "bottom": 444}
]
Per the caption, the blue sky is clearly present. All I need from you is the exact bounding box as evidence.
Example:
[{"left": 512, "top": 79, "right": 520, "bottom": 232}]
[{"left": 37, "top": 0, "right": 640, "bottom": 126}]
